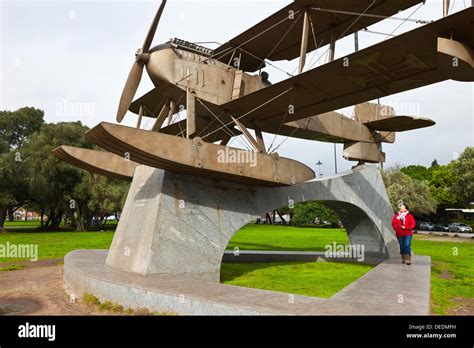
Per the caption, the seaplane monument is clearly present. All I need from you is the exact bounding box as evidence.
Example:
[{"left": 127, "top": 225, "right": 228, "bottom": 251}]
[{"left": 56, "top": 0, "right": 474, "bottom": 313}]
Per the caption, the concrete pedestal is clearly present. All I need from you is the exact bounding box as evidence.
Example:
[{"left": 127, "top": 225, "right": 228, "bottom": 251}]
[
  {"left": 64, "top": 250, "right": 431, "bottom": 315},
  {"left": 106, "top": 165, "right": 399, "bottom": 282}
]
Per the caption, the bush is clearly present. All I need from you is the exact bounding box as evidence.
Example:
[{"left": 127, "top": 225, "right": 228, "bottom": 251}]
[{"left": 291, "top": 202, "right": 339, "bottom": 226}]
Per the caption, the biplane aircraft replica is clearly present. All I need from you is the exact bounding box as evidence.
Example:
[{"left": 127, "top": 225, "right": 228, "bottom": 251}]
[{"left": 55, "top": 0, "right": 474, "bottom": 186}]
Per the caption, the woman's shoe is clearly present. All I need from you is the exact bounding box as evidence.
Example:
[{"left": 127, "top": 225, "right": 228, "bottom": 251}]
[
  {"left": 406, "top": 255, "right": 412, "bottom": 265},
  {"left": 401, "top": 254, "right": 406, "bottom": 264}
]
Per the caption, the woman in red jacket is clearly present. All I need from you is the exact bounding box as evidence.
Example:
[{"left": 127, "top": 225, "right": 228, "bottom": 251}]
[{"left": 391, "top": 204, "right": 416, "bottom": 265}]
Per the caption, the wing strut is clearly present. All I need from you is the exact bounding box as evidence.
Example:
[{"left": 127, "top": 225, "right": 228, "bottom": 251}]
[
  {"left": 298, "top": 11, "right": 310, "bottom": 73},
  {"left": 136, "top": 105, "right": 144, "bottom": 129},
  {"left": 230, "top": 114, "right": 265, "bottom": 153},
  {"left": 151, "top": 98, "right": 171, "bottom": 132}
]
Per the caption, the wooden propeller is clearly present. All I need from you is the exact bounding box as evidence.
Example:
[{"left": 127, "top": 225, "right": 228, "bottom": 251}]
[{"left": 116, "top": 0, "right": 167, "bottom": 123}]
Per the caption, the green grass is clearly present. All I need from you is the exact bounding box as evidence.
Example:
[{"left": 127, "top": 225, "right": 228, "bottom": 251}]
[
  {"left": 225, "top": 224, "right": 474, "bottom": 315},
  {"left": 4, "top": 221, "right": 42, "bottom": 227},
  {"left": 0, "top": 223, "right": 472, "bottom": 314},
  {"left": 411, "top": 239, "right": 474, "bottom": 315},
  {"left": 221, "top": 261, "right": 372, "bottom": 298},
  {"left": 82, "top": 292, "right": 176, "bottom": 315},
  {"left": 99, "top": 300, "right": 125, "bottom": 313},
  {"left": 0, "top": 231, "right": 114, "bottom": 262},
  {"left": 0, "top": 264, "right": 26, "bottom": 271},
  {"left": 3, "top": 220, "right": 118, "bottom": 232},
  {"left": 226, "top": 224, "right": 348, "bottom": 251},
  {"left": 82, "top": 292, "right": 101, "bottom": 306},
  {"left": 223, "top": 224, "right": 369, "bottom": 298}
]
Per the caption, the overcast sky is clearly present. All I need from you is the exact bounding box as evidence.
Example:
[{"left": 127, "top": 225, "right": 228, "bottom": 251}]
[{"left": 1, "top": 0, "right": 473, "bottom": 176}]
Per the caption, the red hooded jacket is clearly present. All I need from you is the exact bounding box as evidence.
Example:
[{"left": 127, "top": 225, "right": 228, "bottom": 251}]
[{"left": 391, "top": 212, "right": 416, "bottom": 237}]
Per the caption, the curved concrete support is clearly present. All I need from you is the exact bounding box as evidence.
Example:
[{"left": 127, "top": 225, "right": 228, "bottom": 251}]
[
  {"left": 106, "top": 164, "right": 398, "bottom": 282},
  {"left": 254, "top": 166, "right": 399, "bottom": 260}
]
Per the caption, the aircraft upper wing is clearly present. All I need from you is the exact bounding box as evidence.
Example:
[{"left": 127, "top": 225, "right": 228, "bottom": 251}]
[
  {"left": 222, "top": 7, "right": 474, "bottom": 129},
  {"left": 213, "top": 0, "right": 425, "bottom": 72}
]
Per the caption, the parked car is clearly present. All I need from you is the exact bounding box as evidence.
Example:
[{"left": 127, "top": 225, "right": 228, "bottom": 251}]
[
  {"left": 448, "top": 223, "right": 473, "bottom": 233},
  {"left": 418, "top": 222, "right": 435, "bottom": 231},
  {"left": 459, "top": 223, "right": 473, "bottom": 233},
  {"left": 433, "top": 223, "right": 450, "bottom": 232}
]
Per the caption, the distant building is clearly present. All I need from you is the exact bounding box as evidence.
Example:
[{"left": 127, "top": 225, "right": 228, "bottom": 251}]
[
  {"left": 445, "top": 208, "right": 474, "bottom": 222},
  {"left": 13, "top": 208, "right": 41, "bottom": 221}
]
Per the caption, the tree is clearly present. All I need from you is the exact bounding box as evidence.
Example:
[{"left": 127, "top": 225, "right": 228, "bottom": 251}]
[
  {"left": 22, "top": 122, "right": 92, "bottom": 230},
  {"left": 0, "top": 112, "right": 131, "bottom": 232},
  {"left": 451, "top": 147, "right": 474, "bottom": 206},
  {"left": 23, "top": 121, "right": 131, "bottom": 231},
  {"left": 383, "top": 169, "right": 437, "bottom": 215},
  {"left": 400, "top": 165, "right": 432, "bottom": 182},
  {"left": 0, "top": 152, "right": 30, "bottom": 231},
  {"left": 429, "top": 163, "right": 457, "bottom": 206},
  {"left": 0, "top": 107, "right": 44, "bottom": 149},
  {"left": 291, "top": 202, "right": 339, "bottom": 226},
  {"left": 0, "top": 107, "right": 44, "bottom": 231},
  {"left": 401, "top": 161, "right": 459, "bottom": 208},
  {"left": 93, "top": 179, "right": 129, "bottom": 223},
  {"left": 69, "top": 173, "right": 129, "bottom": 231}
]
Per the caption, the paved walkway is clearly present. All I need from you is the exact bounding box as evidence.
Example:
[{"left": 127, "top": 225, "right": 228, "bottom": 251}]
[
  {"left": 65, "top": 250, "right": 431, "bottom": 315},
  {"left": 0, "top": 261, "right": 95, "bottom": 315}
]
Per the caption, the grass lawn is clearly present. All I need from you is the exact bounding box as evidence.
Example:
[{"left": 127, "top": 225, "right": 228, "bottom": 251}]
[
  {"left": 4, "top": 221, "right": 43, "bottom": 227},
  {"left": 226, "top": 224, "right": 348, "bottom": 251},
  {"left": 0, "top": 223, "right": 472, "bottom": 314},
  {"left": 225, "top": 224, "right": 474, "bottom": 315},
  {"left": 221, "top": 261, "right": 372, "bottom": 298},
  {"left": 223, "top": 225, "right": 371, "bottom": 298},
  {"left": 0, "top": 231, "right": 114, "bottom": 262},
  {"left": 3, "top": 220, "right": 118, "bottom": 230},
  {"left": 411, "top": 238, "right": 474, "bottom": 315}
]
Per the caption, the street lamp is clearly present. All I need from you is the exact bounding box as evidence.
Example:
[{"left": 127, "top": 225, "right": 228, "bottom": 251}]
[{"left": 316, "top": 160, "right": 323, "bottom": 178}]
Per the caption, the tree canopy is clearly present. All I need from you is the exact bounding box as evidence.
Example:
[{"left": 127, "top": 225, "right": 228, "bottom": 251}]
[
  {"left": 0, "top": 107, "right": 44, "bottom": 149},
  {"left": 383, "top": 169, "right": 437, "bottom": 215},
  {"left": 289, "top": 202, "right": 340, "bottom": 226},
  {"left": 0, "top": 108, "right": 45, "bottom": 231},
  {"left": 384, "top": 147, "right": 474, "bottom": 216},
  {"left": 0, "top": 108, "right": 130, "bottom": 232},
  {"left": 451, "top": 147, "right": 474, "bottom": 206},
  {"left": 400, "top": 165, "right": 433, "bottom": 182}
]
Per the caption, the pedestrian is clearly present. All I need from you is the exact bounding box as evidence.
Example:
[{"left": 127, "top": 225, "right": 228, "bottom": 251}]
[{"left": 391, "top": 203, "right": 416, "bottom": 265}]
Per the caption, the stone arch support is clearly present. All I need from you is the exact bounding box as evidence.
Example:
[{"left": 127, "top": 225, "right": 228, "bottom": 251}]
[{"left": 105, "top": 165, "right": 399, "bottom": 282}]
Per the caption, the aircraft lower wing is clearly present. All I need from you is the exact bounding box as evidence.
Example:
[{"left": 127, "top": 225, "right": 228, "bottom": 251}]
[
  {"left": 53, "top": 146, "right": 138, "bottom": 181},
  {"left": 257, "top": 111, "right": 395, "bottom": 144},
  {"left": 129, "top": 88, "right": 169, "bottom": 116},
  {"left": 223, "top": 7, "right": 474, "bottom": 129}
]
